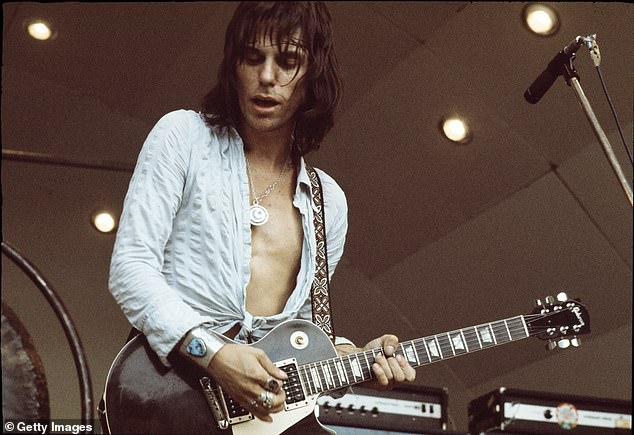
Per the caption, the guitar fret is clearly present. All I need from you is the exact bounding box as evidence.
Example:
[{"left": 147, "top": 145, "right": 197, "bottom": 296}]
[
  {"left": 320, "top": 363, "right": 330, "bottom": 390},
  {"left": 419, "top": 339, "right": 432, "bottom": 364},
  {"left": 492, "top": 321, "right": 510, "bottom": 344},
  {"left": 424, "top": 337, "right": 442, "bottom": 361},
  {"left": 435, "top": 336, "right": 444, "bottom": 359},
  {"left": 446, "top": 333, "right": 456, "bottom": 355},
  {"left": 335, "top": 358, "right": 348, "bottom": 385},
  {"left": 322, "top": 362, "right": 334, "bottom": 389},
  {"left": 503, "top": 319, "right": 513, "bottom": 341},
  {"left": 465, "top": 326, "right": 482, "bottom": 350},
  {"left": 449, "top": 330, "right": 467, "bottom": 355},
  {"left": 341, "top": 356, "right": 352, "bottom": 383},
  {"left": 436, "top": 334, "right": 453, "bottom": 358},
  {"left": 460, "top": 330, "right": 469, "bottom": 353},
  {"left": 477, "top": 324, "right": 496, "bottom": 346},
  {"left": 348, "top": 355, "right": 363, "bottom": 381},
  {"left": 310, "top": 364, "right": 322, "bottom": 392},
  {"left": 310, "top": 364, "right": 324, "bottom": 393},
  {"left": 508, "top": 316, "right": 529, "bottom": 341},
  {"left": 301, "top": 365, "right": 314, "bottom": 395},
  {"left": 520, "top": 315, "right": 530, "bottom": 338},
  {"left": 362, "top": 351, "right": 373, "bottom": 378},
  {"left": 318, "top": 363, "right": 328, "bottom": 391},
  {"left": 329, "top": 359, "right": 341, "bottom": 388},
  {"left": 402, "top": 341, "right": 420, "bottom": 365},
  {"left": 319, "top": 363, "right": 329, "bottom": 391}
]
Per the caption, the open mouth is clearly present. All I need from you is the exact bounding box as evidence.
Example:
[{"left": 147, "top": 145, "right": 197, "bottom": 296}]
[{"left": 252, "top": 97, "right": 279, "bottom": 108}]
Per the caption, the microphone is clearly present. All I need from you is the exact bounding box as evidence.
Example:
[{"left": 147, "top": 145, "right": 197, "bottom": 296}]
[{"left": 524, "top": 36, "right": 587, "bottom": 104}]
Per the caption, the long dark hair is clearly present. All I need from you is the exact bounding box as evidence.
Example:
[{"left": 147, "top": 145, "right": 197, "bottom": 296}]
[{"left": 201, "top": 2, "right": 342, "bottom": 157}]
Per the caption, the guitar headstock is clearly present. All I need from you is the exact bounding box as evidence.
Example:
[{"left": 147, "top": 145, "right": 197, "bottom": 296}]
[{"left": 527, "top": 292, "right": 590, "bottom": 350}]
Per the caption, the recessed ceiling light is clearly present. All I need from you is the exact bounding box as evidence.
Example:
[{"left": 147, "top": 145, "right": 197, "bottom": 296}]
[
  {"left": 92, "top": 211, "right": 117, "bottom": 234},
  {"left": 25, "top": 19, "right": 56, "bottom": 41},
  {"left": 523, "top": 4, "right": 560, "bottom": 36},
  {"left": 440, "top": 116, "right": 472, "bottom": 144}
]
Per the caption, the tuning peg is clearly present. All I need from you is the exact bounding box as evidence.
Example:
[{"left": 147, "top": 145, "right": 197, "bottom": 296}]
[
  {"left": 557, "top": 338, "right": 571, "bottom": 349},
  {"left": 534, "top": 299, "right": 542, "bottom": 307},
  {"left": 546, "top": 340, "right": 557, "bottom": 351},
  {"left": 556, "top": 292, "right": 569, "bottom": 302},
  {"left": 571, "top": 336, "right": 581, "bottom": 347},
  {"left": 545, "top": 295, "right": 555, "bottom": 305}
]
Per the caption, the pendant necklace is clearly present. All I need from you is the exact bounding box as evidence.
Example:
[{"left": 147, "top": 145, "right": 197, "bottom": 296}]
[{"left": 245, "top": 155, "right": 289, "bottom": 226}]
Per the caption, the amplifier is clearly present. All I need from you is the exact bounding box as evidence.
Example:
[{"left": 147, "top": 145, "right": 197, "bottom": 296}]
[
  {"left": 468, "top": 387, "right": 632, "bottom": 434},
  {"left": 316, "top": 384, "right": 448, "bottom": 434}
]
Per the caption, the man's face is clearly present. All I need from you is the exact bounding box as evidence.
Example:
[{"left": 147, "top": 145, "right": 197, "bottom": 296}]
[{"left": 236, "top": 31, "right": 308, "bottom": 135}]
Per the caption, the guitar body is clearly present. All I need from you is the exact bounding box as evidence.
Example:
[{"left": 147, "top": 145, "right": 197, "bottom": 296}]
[{"left": 103, "top": 320, "right": 337, "bottom": 435}]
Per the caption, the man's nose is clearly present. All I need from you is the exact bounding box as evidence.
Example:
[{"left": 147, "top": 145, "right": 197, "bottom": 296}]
[{"left": 259, "top": 59, "right": 277, "bottom": 86}]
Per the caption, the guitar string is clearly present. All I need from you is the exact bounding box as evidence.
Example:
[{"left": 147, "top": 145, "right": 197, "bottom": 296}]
[
  {"left": 298, "top": 307, "right": 584, "bottom": 394},
  {"left": 206, "top": 307, "right": 583, "bottom": 398}
]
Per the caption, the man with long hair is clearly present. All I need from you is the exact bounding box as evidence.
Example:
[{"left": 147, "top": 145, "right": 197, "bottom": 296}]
[{"left": 107, "top": 2, "right": 415, "bottom": 432}]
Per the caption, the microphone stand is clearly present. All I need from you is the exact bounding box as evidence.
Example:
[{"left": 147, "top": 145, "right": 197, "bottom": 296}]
[{"left": 561, "top": 36, "right": 633, "bottom": 206}]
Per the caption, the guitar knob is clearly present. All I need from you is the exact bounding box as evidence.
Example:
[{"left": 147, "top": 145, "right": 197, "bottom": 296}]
[
  {"left": 546, "top": 340, "right": 557, "bottom": 351},
  {"left": 557, "top": 338, "right": 571, "bottom": 349},
  {"left": 571, "top": 336, "right": 581, "bottom": 347},
  {"left": 556, "top": 292, "right": 569, "bottom": 302}
]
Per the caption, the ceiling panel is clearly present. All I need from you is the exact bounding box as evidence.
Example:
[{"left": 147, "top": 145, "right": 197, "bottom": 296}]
[
  {"left": 315, "top": 44, "right": 551, "bottom": 278},
  {"left": 423, "top": 2, "right": 633, "bottom": 165},
  {"left": 3, "top": 3, "right": 224, "bottom": 118}
]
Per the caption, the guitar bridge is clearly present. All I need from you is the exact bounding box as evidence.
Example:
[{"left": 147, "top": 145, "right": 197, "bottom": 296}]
[
  {"left": 199, "top": 377, "right": 254, "bottom": 429},
  {"left": 197, "top": 359, "right": 309, "bottom": 430}
]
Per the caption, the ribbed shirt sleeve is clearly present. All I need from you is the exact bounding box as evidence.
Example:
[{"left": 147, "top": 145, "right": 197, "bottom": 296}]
[{"left": 109, "top": 111, "right": 226, "bottom": 365}]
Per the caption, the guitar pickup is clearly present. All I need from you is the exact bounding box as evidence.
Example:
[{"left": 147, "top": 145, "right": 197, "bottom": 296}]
[{"left": 276, "top": 358, "right": 310, "bottom": 410}]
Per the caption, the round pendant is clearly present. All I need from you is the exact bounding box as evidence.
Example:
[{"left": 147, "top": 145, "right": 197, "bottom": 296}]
[{"left": 249, "top": 204, "right": 269, "bottom": 226}]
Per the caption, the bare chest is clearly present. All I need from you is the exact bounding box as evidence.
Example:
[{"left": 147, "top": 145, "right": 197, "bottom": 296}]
[{"left": 246, "top": 190, "right": 305, "bottom": 317}]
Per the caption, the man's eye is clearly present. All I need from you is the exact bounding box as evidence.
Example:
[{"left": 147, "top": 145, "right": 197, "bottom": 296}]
[
  {"left": 244, "top": 55, "right": 261, "bottom": 65},
  {"left": 278, "top": 54, "right": 300, "bottom": 69},
  {"left": 243, "top": 50, "right": 263, "bottom": 64}
]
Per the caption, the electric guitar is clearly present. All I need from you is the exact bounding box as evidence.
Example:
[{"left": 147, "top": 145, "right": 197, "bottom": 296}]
[{"left": 102, "top": 295, "right": 590, "bottom": 434}]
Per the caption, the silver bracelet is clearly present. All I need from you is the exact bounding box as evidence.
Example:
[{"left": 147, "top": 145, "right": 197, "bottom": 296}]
[{"left": 178, "top": 326, "right": 226, "bottom": 371}]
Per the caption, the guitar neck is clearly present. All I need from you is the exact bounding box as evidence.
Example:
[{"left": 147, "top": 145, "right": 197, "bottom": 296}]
[{"left": 297, "top": 314, "right": 530, "bottom": 395}]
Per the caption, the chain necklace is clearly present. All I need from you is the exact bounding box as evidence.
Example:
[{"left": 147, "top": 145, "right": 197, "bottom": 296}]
[{"left": 245, "top": 155, "right": 289, "bottom": 226}]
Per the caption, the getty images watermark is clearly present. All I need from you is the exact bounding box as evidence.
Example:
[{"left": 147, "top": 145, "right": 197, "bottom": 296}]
[{"left": 3, "top": 420, "right": 95, "bottom": 434}]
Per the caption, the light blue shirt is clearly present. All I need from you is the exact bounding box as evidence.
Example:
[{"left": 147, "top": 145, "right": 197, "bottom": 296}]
[{"left": 109, "top": 110, "right": 349, "bottom": 365}]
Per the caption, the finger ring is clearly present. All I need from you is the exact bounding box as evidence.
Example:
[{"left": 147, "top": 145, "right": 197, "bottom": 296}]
[
  {"left": 266, "top": 378, "right": 279, "bottom": 391},
  {"left": 258, "top": 390, "right": 274, "bottom": 409},
  {"left": 250, "top": 399, "right": 258, "bottom": 409}
]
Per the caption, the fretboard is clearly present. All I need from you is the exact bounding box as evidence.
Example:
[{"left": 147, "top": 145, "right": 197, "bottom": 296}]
[{"left": 297, "top": 315, "right": 529, "bottom": 396}]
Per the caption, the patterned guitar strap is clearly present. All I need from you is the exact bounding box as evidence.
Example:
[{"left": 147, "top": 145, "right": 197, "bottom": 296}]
[{"left": 305, "top": 163, "right": 336, "bottom": 343}]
